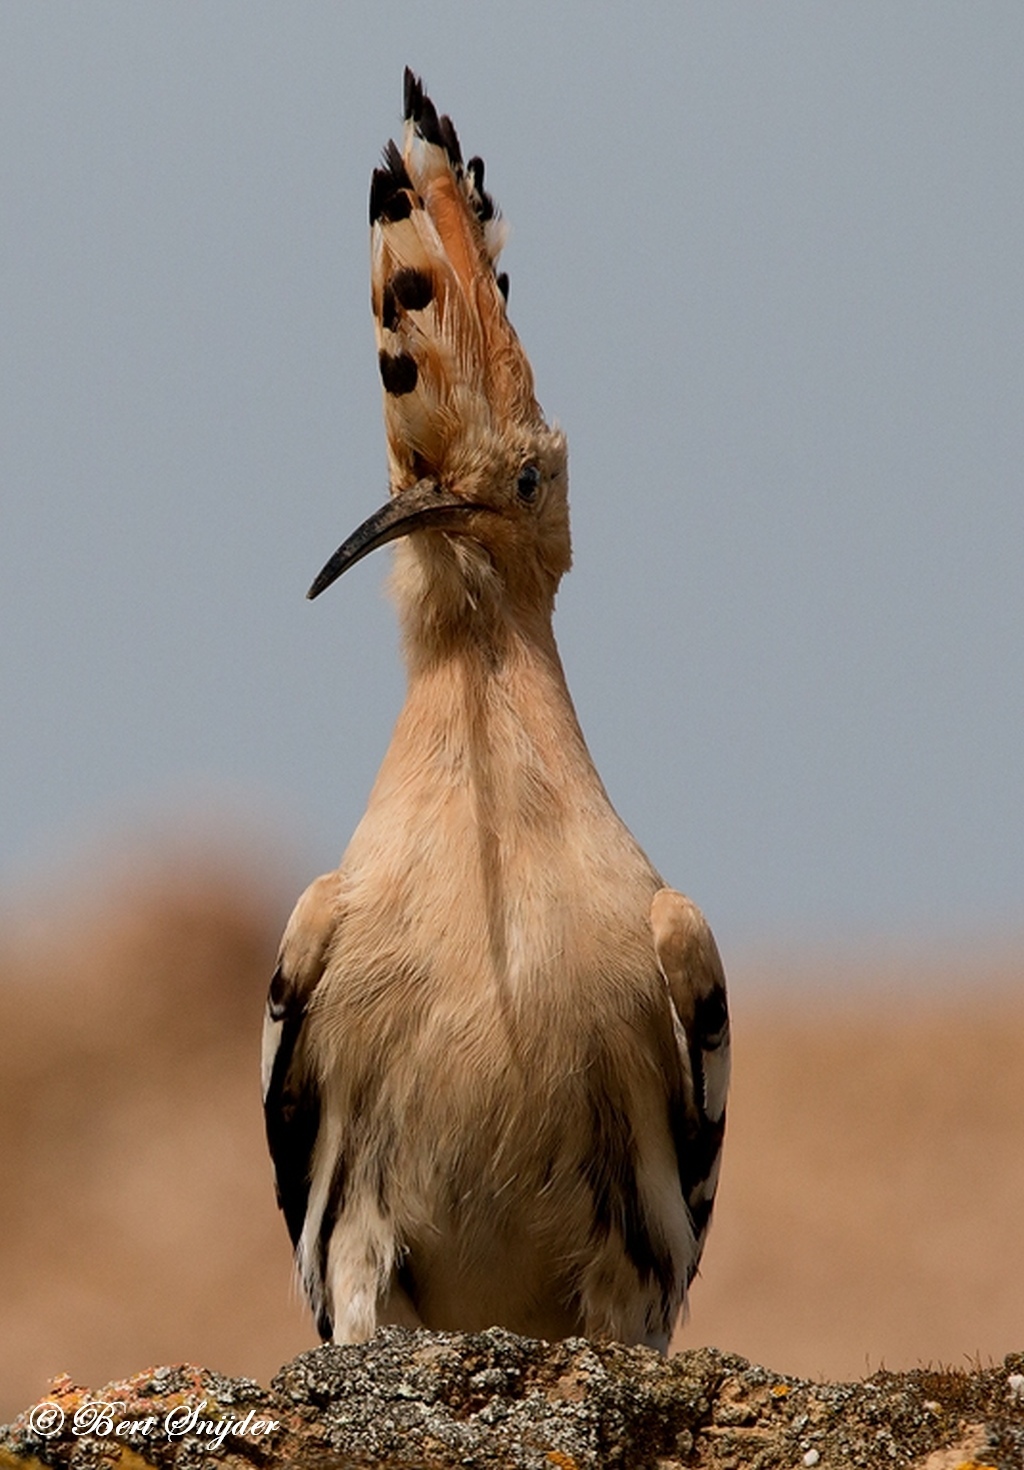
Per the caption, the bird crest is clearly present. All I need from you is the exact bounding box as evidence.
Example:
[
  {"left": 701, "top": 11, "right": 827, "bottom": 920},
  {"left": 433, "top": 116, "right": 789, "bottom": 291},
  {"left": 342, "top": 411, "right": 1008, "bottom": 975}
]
[{"left": 370, "top": 69, "right": 542, "bottom": 489}]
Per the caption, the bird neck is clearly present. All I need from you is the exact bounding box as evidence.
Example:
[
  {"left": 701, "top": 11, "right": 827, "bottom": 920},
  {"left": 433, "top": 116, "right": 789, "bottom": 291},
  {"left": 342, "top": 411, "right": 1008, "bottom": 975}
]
[
  {"left": 343, "top": 557, "right": 655, "bottom": 986},
  {"left": 389, "top": 534, "right": 564, "bottom": 677},
  {"left": 364, "top": 537, "right": 613, "bottom": 832},
  {"left": 376, "top": 588, "right": 609, "bottom": 823},
  {"left": 404, "top": 618, "right": 589, "bottom": 766}
]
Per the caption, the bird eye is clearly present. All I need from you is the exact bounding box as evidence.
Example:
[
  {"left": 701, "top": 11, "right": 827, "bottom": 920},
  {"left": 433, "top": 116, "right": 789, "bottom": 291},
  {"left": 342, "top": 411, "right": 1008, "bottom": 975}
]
[{"left": 516, "top": 464, "right": 540, "bottom": 503}]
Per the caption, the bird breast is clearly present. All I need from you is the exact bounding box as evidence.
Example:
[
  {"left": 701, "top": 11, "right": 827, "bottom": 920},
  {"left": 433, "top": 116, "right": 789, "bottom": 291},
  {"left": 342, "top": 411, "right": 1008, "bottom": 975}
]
[{"left": 327, "top": 651, "right": 661, "bottom": 1016}]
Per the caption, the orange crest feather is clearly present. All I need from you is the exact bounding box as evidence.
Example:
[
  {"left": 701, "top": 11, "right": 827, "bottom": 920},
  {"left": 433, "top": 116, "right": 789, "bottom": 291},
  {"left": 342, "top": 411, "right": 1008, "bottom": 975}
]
[{"left": 370, "top": 69, "right": 541, "bottom": 487}]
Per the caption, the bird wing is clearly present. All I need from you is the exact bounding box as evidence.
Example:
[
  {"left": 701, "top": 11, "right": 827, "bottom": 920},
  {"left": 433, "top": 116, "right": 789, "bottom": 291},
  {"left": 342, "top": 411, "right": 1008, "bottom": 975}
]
[
  {"left": 262, "top": 871, "right": 341, "bottom": 1254},
  {"left": 650, "top": 887, "right": 730, "bottom": 1275}
]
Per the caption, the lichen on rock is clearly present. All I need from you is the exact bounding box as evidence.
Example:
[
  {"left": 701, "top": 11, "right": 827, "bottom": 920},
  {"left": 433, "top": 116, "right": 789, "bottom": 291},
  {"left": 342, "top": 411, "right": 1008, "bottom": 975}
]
[{"left": 2, "top": 1329, "right": 1022, "bottom": 1469}]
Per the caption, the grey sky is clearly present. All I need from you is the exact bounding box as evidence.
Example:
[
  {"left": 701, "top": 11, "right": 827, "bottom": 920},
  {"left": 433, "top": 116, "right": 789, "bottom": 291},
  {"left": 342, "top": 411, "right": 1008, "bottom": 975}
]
[{"left": 2, "top": 3, "right": 1021, "bottom": 949}]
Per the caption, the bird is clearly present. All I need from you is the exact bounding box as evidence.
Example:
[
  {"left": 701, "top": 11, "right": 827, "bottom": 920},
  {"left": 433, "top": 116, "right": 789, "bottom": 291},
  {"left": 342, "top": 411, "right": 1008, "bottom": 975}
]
[{"left": 262, "top": 68, "right": 729, "bottom": 1353}]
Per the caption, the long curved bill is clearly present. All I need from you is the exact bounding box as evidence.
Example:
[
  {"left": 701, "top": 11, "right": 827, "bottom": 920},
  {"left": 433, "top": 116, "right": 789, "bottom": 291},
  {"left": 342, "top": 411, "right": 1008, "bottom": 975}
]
[{"left": 307, "top": 480, "right": 488, "bottom": 600}]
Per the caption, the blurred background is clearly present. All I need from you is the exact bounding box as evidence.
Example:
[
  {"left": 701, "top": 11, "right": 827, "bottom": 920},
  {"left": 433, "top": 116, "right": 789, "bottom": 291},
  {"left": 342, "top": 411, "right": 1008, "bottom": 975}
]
[{"left": 1, "top": 2, "right": 1021, "bottom": 1418}]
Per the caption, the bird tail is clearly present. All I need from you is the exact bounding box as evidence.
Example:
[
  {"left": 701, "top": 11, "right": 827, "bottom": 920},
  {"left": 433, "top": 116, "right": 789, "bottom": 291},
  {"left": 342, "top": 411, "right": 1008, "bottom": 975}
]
[{"left": 369, "top": 69, "right": 541, "bottom": 487}]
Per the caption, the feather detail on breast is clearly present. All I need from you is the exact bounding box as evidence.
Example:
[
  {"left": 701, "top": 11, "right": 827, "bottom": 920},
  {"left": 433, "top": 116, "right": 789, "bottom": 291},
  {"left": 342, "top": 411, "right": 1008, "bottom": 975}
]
[{"left": 370, "top": 68, "right": 540, "bottom": 487}]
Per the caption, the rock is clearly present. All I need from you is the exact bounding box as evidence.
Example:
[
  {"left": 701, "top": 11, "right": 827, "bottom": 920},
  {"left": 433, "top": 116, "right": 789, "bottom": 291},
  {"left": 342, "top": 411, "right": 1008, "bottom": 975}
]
[{"left": 1, "top": 1329, "right": 1022, "bottom": 1469}]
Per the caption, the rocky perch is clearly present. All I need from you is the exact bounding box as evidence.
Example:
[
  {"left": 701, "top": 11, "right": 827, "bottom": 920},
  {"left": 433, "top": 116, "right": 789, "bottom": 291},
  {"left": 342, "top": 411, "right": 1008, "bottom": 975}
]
[{"left": 2, "top": 1329, "right": 1023, "bottom": 1470}]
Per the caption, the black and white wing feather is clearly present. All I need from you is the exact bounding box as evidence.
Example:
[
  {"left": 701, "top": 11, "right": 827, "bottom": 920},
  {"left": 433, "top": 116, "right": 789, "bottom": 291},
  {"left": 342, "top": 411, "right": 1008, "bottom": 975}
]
[
  {"left": 650, "top": 887, "right": 730, "bottom": 1281},
  {"left": 262, "top": 871, "right": 341, "bottom": 1336}
]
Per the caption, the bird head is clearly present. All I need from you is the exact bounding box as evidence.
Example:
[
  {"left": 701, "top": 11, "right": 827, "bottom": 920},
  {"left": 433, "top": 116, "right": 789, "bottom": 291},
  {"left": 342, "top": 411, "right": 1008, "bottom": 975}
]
[{"left": 309, "top": 71, "right": 570, "bottom": 634}]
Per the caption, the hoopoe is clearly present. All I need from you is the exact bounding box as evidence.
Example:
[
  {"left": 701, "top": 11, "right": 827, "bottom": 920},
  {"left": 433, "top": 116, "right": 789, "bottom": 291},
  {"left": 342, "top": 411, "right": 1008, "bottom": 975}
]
[{"left": 262, "top": 70, "right": 729, "bottom": 1352}]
